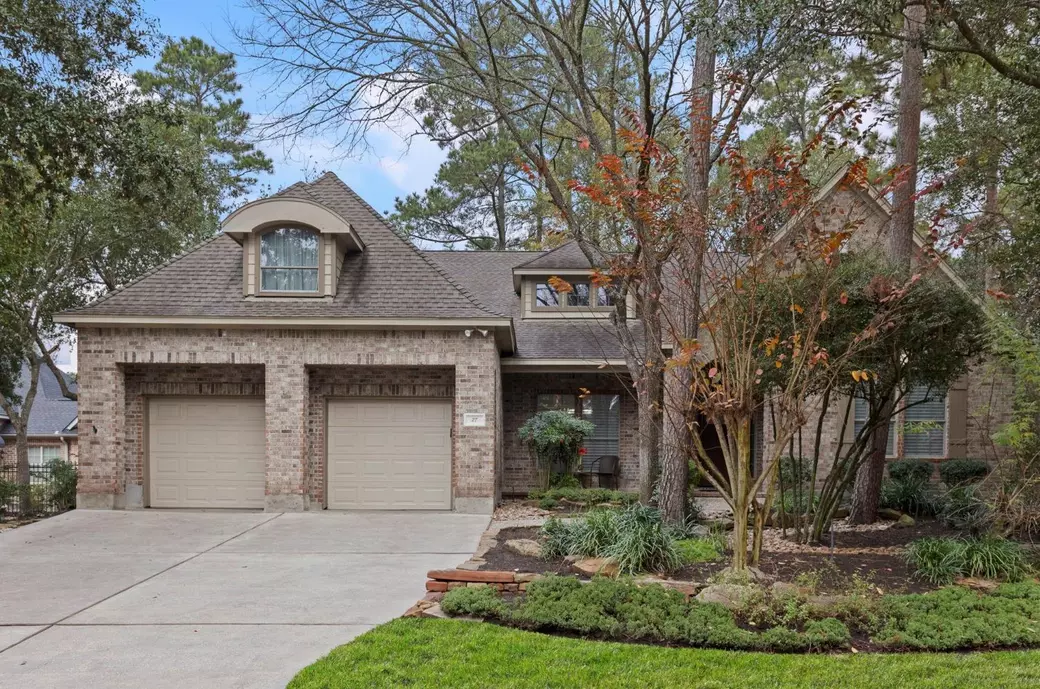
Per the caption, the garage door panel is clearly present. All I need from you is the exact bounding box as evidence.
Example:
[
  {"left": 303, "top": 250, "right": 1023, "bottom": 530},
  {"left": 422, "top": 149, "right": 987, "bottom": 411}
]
[
  {"left": 327, "top": 399, "right": 451, "bottom": 510},
  {"left": 148, "top": 398, "right": 266, "bottom": 509}
]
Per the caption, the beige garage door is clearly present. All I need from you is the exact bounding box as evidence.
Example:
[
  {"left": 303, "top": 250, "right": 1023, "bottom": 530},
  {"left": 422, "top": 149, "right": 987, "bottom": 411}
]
[
  {"left": 327, "top": 399, "right": 452, "bottom": 510},
  {"left": 148, "top": 397, "right": 266, "bottom": 508}
]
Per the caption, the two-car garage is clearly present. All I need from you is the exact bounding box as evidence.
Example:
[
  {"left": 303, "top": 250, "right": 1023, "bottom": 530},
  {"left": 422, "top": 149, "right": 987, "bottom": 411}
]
[{"left": 146, "top": 397, "right": 452, "bottom": 510}]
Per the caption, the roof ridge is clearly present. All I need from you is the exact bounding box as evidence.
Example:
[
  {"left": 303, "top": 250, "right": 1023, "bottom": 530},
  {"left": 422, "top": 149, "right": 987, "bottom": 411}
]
[
  {"left": 62, "top": 233, "right": 226, "bottom": 314},
  {"left": 422, "top": 249, "right": 547, "bottom": 254},
  {"left": 311, "top": 173, "right": 509, "bottom": 318},
  {"left": 513, "top": 239, "right": 593, "bottom": 269}
]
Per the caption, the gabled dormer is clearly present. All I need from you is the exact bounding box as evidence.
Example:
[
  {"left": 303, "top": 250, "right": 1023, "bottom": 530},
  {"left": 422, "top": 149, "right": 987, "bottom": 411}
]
[
  {"left": 512, "top": 241, "right": 616, "bottom": 319},
  {"left": 223, "top": 197, "right": 365, "bottom": 298}
]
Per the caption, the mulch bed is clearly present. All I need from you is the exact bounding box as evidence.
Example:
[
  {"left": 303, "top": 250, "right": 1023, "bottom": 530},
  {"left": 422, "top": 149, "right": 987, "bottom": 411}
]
[{"left": 480, "top": 521, "right": 958, "bottom": 594}]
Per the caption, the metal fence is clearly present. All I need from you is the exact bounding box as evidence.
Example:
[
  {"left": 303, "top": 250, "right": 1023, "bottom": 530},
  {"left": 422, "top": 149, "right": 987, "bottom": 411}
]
[{"left": 0, "top": 462, "right": 75, "bottom": 518}]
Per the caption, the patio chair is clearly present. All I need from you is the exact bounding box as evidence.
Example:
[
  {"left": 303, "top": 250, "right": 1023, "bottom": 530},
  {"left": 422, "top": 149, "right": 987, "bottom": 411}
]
[{"left": 578, "top": 455, "right": 620, "bottom": 490}]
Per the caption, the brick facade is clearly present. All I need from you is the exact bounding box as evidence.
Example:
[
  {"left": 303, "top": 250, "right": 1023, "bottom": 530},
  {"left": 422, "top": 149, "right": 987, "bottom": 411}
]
[
  {"left": 76, "top": 327, "right": 500, "bottom": 512},
  {"left": 0, "top": 437, "right": 78, "bottom": 470},
  {"left": 502, "top": 371, "right": 639, "bottom": 495}
]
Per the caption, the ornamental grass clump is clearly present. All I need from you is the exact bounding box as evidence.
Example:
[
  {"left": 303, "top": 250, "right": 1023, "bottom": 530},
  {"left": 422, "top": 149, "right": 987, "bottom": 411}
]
[{"left": 905, "top": 536, "right": 1031, "bottom": 584}]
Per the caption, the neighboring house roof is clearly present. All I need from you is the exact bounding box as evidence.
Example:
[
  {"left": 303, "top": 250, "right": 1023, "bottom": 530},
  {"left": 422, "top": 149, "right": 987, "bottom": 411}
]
[
  {"left": 0, "top": 362, "right": 78, "bottom": 437},
  {"left": 513, "top": 240, "right": 601, "bottom": 270},
  {"left": 425, "top": 250, "right": 638, "bottom": 361},
  {"left": 59, "top": 173, "right": 505, "bottom": 321}
]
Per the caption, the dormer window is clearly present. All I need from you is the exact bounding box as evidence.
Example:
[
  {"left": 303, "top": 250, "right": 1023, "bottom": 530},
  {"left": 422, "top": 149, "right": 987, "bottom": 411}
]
[
  {"left": 259, "top": 227, "right": 320, "bottom": 293},
  {"left": 534, "top": 280, "right": 612, "bottom": 310}
]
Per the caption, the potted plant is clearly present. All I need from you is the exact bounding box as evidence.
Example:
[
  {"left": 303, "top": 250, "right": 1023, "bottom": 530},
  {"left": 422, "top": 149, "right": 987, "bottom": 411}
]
[{"left": 517, "top": 410, "right": 595, "bottom": 489}]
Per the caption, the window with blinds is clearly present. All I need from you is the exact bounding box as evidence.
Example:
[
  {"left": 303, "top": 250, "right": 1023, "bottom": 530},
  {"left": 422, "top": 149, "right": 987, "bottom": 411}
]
[
  {"left": 580, "top": 394, "right": 621, "bottom": 470},
  {"left": 854, "top": 397, "right": 896, "bottom": 457},
  {"left": 903, "top": 387, "right": 947, "bottom": 458},
  {"left": 537, "top": 394, "right": 576, "bottom": 412}
]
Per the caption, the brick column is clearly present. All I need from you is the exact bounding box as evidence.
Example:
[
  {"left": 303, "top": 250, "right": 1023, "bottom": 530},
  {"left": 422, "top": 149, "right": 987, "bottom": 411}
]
[
  {"left": 453, "top": 341, "right": 498, "bottom": 514},
  {"left": 265, "top": 362, "right": 308, "bottom": 511},
  {"left": 76, "top": 354, "right": 126, "bottom": 509}
]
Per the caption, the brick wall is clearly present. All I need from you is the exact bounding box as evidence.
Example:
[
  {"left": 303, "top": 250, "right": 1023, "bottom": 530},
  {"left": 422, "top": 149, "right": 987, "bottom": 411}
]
[
  {"left": 502, "top": 371, "right": 638, "bottom": 495},
  {"left": 77, "top": 327, "right": 500, "bottom": 511},
  {"left": 0, "top": 437, "right": 77, "bottom": 470}
]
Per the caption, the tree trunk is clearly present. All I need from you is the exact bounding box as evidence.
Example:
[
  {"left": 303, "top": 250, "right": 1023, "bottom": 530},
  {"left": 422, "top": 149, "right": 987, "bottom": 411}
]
[
  {"left": 659, "top": 25, "right": 716, "bottom": 523},
  {"left": 14, "top": 423, "right": 32, "bottom": 517},
  {"left": 887, "top": 1, "right": 927, "bottom": 268},
  {"left": 495, "top": 165, "right": 507, "bottom": 250},
  {"left": 849, "top": 397, "right": 894, "bottom": 524},
  {"left": 636, "top": 366, "right": 663, "bottom": 504},
  {"left": 851, "top": 2, "right": 925, "bottom": 522}
]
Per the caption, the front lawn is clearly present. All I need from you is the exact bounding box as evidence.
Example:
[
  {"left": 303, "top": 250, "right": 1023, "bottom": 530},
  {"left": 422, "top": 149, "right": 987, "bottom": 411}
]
[{"left": 288, "top": 618, "right": 1040, "bottom": 689}]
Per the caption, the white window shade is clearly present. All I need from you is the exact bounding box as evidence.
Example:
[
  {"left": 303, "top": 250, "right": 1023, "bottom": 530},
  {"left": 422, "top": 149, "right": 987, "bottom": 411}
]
[
  {"left": 903, "top": 387, "right": 947, "bottom": 458},
  {"left": 580, "top": 394, "right": 620, "bottom": 470}
]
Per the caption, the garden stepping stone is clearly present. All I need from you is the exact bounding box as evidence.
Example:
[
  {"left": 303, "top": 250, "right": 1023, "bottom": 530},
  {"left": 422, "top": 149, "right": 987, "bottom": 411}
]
[
  {"left": 891, "top": 514, "right": 915, "bottom": 528},
  {"left": 695, "top": 584, "right": 757, "bottom": 609}
]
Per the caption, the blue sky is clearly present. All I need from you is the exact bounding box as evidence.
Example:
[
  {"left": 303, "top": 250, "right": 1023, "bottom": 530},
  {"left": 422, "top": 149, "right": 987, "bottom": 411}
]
[{"left": 135, "top": 0, "right": 445, "bottom": 216}]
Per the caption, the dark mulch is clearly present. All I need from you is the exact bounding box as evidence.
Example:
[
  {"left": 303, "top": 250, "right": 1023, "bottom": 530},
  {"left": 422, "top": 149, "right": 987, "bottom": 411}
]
[{"left": 481, "top": 522, "right": 950, "bottom": 593}]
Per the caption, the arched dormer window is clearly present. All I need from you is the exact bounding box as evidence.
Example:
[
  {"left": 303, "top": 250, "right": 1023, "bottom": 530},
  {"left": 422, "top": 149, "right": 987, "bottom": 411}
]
[{"left": 259, "top": 226, "right": 320, "bottom": 293}]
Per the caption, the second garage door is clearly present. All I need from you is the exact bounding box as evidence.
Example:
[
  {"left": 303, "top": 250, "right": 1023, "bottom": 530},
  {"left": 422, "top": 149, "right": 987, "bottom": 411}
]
[
  {"left": 148, "top": 397, "right": 266, "bottom": 508},
  {"left": 326, "top": 399, "right": 452, "bottom": 510}
]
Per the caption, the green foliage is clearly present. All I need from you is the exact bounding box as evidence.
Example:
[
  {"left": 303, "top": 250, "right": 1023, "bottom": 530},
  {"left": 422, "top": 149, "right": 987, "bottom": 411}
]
[
  {"left": 528, "top": 487, "right": 637, "bottom": 507},
  {"left": 938, "top": 459, "right": 990, "bottom": 486},
  {"left": 674, "top": 538, "right": 723, "bottom": 564},
  {"left": 880, "top": 477, "right": 936, "bottom": 517},
  {"left": 538, "top": 505, "right": 682, "bottom": 575},
  {"left": 873, "top": 583, "right": 1040, "bottom": 651},
  {"left": 905, "top": 536, "right": 1031, "bottom": 585},
  {"left": 441, "top": 585, "right": 508, "bottom": 618},
  {"left": 46, "top": 459, "right": 78, "bottom": 511},
  {"left": 517, "top": 411, "right": 595, "bottom": 487},
  {"left": 887, "top": 459, "right": 934, "bottom": 483},
  {"left": 938, "top": 484, "right": 993, "bottom": 534},
  {"left": 0, "top": 478, "right": 17, "bottom": 518},
  {"left": 549, "top": 473, "right": 580, "bottom": 489}
]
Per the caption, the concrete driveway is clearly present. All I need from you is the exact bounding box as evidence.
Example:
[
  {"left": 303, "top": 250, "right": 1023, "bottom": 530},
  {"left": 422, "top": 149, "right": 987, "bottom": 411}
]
[{"left": 0, "top": 509, "right": 488, "bottom": 688}]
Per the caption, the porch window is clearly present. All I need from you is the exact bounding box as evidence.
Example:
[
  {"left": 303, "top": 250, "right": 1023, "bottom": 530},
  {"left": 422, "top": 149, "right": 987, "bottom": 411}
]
[
  {"left": 260, "top": 227, "right": 319, "bottom": 293},
  {"left": 580, "top": 394, "right": 621, "bottom": 470},
  {"left": 537, "top": 394, "right": 576, "bottom": 412}
]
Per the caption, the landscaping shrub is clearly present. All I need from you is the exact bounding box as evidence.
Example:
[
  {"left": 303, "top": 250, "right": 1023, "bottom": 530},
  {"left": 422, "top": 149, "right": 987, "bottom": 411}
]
[
  {"left": 528, "top": 487, "right": 638, "bottom": 507},
  {"left": 888, "top": 459, "right": 935, "bottom": 483},
  {"left": 938, "top": 484, "right": 992, "bottom": 534},
  {"left": 0, "top": 478, "right": 17, "bottom": 520},
  {"left": 441, "top": 585, "right": 508, "bottom": 618},
  {"left": 905, "top": 536, "right": 1030, "bottom": 584},
  {"left": 880, "top": 476, "right": 936, "bottom": 517},
  {"left": 518, "top": 411, "right": 595, "bottom": 489},
  {"left": 938, "top": 459, "right": 990, "bottom": 486},
  {"left": 873, "top": 583, "right": 1040, "bottom": 650},
  {"left": 674, "top": 538, "right": 723, "bottom": 564},
  {"left": 549, "top": 473, "right": 580, "bottom": 489},
  {"left": 46, "top": 459, "right": 78, "bottom": 511},
  {"left": 538, "top": 505, "right": 683, "bottom": 575}
]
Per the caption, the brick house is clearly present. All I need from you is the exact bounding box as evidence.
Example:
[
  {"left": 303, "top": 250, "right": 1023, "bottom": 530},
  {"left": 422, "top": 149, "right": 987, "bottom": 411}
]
[
  {"left": 0, "top": 363, "right": 79, "bottom": 471},
  {"left": 56, "top": 172, "right": 1009, "bottom": 513}
]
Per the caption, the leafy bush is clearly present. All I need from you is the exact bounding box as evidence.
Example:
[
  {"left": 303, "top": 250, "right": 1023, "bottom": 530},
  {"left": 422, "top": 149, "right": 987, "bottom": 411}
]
[
  {"left": 873, "top": 583, "right": 1040, "bottom": 650},
  {"left": 441, "top": 585, "right": 508, "bottom": 617},
  {"left": 538, "top": 496, "right": 558, "bottom": 510},
  {"left": 880, "top": 476, "right": 936, "bottom": 517},
  {"left": 0, "top": 479, "right": 17, "bottom": 519},
  {"left": 549, "top": 472, "right": 580, "bottom": 489},
  {"left": 46, "top": 459, "right": 78, "bottom": 511},
  {"left": 888, "top": 459, "right": 934, "bottom": 483},
  {"left": 938, "top": 484, "right": 992, "bottom": 533},
  {"left": 905, "top": 536, "right": 1030, "bottom": 584},
  {"left": 567, "top": 509, "right": 620, "bottom": 557},
  {"left": 528, "top": 487, "right": 638, "bottom": 507},
  {"left": 675, "top": 538, "right": 723, "bottom": 564},
  {"left": 518, "top": 411, "right": 595, "bottom": 488},
  {"left": 938, "top": 459, "right": 990, "bottom": 486}
]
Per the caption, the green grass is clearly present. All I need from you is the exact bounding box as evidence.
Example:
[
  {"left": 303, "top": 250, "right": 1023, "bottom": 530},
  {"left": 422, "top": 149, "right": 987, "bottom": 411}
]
[{"left": 288, "top": 618, "right": 1040, "bottom": 689}]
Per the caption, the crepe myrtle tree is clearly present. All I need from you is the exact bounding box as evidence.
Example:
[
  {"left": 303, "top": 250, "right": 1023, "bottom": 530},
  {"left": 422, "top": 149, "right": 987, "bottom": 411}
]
[
  {"left": 760, "top": 253, "right": 988, "bottom": 544},
  {"left": 518, "top": 410, "right": 596, "bottom": 490},
  {"left": 563, "top": 98, "right": 923, "bottom": 567}
]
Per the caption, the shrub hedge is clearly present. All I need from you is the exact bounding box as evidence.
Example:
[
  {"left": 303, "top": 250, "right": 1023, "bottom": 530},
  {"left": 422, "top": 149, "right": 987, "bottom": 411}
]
[
  {"left": 528, "top": 487, "right": 638, "bottom": 507},
  {"left": 938, "top": 459, "right": 990, "bottom": 486},
  {"left": 440, "top": 577, "right": 1040, "bottom": 654},
  {"left": 888, "top": 459, "right": 934, "bottom": 483}
]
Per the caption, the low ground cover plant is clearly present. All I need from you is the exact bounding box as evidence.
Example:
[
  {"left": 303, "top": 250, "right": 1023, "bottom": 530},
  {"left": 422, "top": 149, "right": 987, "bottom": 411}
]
[
  {"left": 904, "top": 536, "right": 1031, "bottom": 585},
  {"left": 440, "top": 576, "right": 1040, "bottom": 653},
  {"left": 528, "top": 487, "right": 638, "bottom": 511},
  {"left": 538, "top": 505, "right": 720, "bottom": 574}
]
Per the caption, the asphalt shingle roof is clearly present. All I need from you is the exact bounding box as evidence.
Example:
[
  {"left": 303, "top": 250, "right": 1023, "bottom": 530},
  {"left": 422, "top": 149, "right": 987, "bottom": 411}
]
[
  {"left": 424, "top": 250, "right": 638, "bottom": 360},
  {"left": 0, "top": 363, "right": 78, "bottom": 437},
  {"left": 63, "top": 173, "right": 503, "bottom": 320}
]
